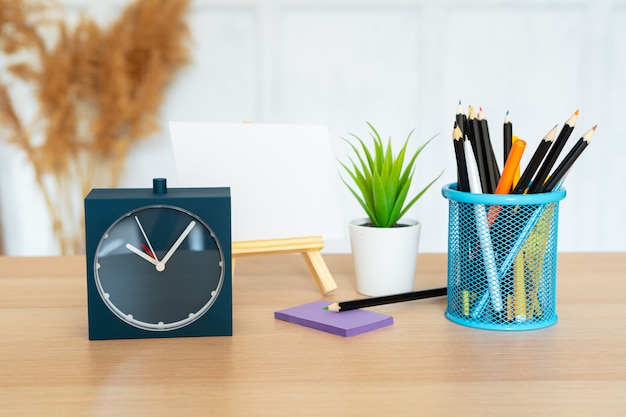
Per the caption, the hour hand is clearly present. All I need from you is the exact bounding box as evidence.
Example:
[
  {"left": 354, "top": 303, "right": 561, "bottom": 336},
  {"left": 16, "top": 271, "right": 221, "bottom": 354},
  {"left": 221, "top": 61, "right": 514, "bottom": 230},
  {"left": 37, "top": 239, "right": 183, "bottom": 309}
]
[{"left": 126, "top": 243, "right": 159, "bottom": 266}]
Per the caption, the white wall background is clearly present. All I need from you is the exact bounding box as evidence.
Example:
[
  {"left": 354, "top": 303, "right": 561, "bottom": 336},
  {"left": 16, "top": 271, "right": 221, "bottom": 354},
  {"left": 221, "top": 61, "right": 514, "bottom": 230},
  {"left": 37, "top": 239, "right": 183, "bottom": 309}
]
[{"left": 1, "top": 0, "right": 625, "bottom": 255}]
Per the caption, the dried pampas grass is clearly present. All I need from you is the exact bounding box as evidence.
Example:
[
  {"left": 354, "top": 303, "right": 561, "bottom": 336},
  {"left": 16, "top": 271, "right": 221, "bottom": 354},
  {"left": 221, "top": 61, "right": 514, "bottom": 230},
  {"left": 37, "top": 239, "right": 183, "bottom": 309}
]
[{"left": 0, "top": 0, "right": 191, "bottom": 254}]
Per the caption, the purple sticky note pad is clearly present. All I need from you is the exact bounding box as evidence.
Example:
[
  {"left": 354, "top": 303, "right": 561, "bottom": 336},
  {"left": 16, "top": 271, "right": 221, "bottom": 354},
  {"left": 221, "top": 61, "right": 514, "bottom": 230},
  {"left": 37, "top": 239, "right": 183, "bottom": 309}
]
[{"left": 275, "top": 300, "right": 393, "bottom": 337}]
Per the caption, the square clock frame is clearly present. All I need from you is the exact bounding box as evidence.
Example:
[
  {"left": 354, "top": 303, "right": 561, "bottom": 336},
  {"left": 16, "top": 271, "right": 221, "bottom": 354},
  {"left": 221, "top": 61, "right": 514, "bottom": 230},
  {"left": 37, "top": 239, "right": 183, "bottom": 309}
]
[{"left": 84, "top": 178, "right": 232, "bottom": 340}]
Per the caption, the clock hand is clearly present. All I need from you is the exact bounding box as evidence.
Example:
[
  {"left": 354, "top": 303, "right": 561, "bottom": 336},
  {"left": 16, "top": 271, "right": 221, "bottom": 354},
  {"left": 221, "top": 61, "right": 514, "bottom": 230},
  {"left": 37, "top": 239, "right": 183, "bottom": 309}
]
[
  {"left": 156, "top": 221, "right": 196, "bottom": 272},
  {"left": 125, "top": 243, "right": 159, "bottom": 266},
  {"left": 134, "top": 216, "right": 160, "bottom": 263},
  {"left": 141, "top": 243, "right": 155, "bottom": 259}
]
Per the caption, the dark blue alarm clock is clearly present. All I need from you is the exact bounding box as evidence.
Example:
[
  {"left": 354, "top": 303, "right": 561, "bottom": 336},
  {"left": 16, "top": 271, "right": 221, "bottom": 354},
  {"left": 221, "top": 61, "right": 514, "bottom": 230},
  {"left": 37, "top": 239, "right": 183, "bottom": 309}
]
[{"left": 84, "top": 178, "right": 231, "bottom": 340}]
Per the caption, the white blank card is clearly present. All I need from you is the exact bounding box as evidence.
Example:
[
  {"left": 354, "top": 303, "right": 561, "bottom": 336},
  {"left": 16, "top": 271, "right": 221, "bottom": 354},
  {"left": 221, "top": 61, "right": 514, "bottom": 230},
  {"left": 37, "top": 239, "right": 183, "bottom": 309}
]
[{"left": 168, "top": 122, "right": 344, "bottom": 243}]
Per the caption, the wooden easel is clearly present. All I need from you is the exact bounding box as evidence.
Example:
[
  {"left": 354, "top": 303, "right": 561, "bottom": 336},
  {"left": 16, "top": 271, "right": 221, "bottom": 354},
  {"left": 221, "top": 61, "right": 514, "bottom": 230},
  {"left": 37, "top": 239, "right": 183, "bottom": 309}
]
[{"left": 232, "top": 236, "right": 337, "bottom": 294}]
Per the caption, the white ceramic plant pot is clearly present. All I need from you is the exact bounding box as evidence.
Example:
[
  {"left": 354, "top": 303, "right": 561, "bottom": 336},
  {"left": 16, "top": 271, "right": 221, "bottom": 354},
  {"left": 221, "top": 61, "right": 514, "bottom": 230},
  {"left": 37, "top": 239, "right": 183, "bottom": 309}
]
[{"left": 348, "top": 218, "right": 422, "bottom": 297}]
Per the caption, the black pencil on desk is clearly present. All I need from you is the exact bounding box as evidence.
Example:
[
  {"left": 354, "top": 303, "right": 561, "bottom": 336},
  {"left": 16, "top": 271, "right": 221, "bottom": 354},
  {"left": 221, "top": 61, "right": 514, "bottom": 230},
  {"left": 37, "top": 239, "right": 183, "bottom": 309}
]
[
  {"left": 512, "top": 124, "right": 558, "bottom": 194},
  {"left": 452, "top": 122, "right": 470, "bottom": 192},
  {"left": 325, "top": 287, "right": 448, "bottom": 312},
  {"left": 527, "top": 110, "right": 579, "bottom": 193},
  {"left": 540, "top": 125, "right": 596, "bottom": 192},
  {"left": 503, "top": 110, "right": 513, "bottom": 163}
]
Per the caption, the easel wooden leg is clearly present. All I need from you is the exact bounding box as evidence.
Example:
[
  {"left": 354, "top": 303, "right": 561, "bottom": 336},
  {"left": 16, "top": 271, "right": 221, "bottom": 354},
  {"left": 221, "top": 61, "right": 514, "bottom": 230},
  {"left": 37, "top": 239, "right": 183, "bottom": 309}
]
[
  {"left": 231, "top": 236, "right": 337, "bottom": 294},
  {"left": 301, "top": 250, "right": 337, "bottom": 294}
]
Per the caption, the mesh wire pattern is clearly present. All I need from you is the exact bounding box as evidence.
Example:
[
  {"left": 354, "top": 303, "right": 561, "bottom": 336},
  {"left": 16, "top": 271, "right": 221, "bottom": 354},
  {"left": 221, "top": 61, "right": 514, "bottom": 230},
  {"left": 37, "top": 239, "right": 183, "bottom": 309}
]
[{"left": 442, "top": 184, "right": 566, "bottom": 331}]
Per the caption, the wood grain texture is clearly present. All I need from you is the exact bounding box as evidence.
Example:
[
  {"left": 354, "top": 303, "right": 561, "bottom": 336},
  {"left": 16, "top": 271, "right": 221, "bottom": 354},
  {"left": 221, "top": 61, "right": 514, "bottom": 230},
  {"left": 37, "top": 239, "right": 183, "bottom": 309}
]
[{"left": 1, "top": 253, "right": 625, "bottom": 416}]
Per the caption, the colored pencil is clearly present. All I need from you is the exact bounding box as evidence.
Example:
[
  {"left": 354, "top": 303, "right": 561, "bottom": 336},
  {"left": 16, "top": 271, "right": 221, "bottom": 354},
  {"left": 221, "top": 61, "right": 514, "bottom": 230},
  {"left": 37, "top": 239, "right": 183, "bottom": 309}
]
[
  {"left": 486, "top": 138, "right": 526, "bottom": 226},
  {"left": 495, "top": 138, "right": 526, "bottom": 194},
  {"left": 325, "top": 287, "right": 448, "bottom": 312},
  {"left": 512, "top": 136, "right": 522, "bottom": 188},
  {"left": 464, "top": 137, "right": 503, "bottom": 312},
  {"left": 467, "top": 106, "right": 489, "bottom": 193},
  {"left": 512, "top": 125, "right": 558, "bottom": 194},
  {"left": 477, "top": 107, "right": 501, "bottom": 193},
  {"left": 503, "top": 110, "right": 513, "bottom": 163},
  {"left": 540, "top": 125, "right": 597, "bottom": 192},
  {"left": 525, "top": 204, "right": 554, "bottom": 319},
  {"left": 472, "top": 201, "right": 548, "bottom": 318},
  {"left": 456, "top": 100, "right": 467, "bottom": 138},
  {"left": 452, "top": 122, "right": 470, "bottom": 192},
  {"left": 527, "top": 110, "right": 579, "bottom": 193},
  {"left": 513, "top": 249, "right": 527, "bottom": 321},
  {"left": 453, "top": 104, "right": 466, "bottom": 188},
  {"left": 464, "top": 136, "right": 482, "bottom": 194}
]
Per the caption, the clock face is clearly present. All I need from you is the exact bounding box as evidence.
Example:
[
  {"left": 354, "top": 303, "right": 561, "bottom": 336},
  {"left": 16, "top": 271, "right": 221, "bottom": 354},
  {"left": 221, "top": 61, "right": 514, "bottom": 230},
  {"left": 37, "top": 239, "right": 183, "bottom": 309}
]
[{"left": 94, "top": 205, "right": 224, "bottom": 331}]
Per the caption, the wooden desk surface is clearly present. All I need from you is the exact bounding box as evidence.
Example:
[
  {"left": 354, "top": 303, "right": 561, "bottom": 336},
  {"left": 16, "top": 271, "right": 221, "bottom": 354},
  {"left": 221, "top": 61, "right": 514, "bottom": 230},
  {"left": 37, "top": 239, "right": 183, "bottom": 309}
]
[{"left": 1, "top": 253, "right": 625, "bottom": 416}]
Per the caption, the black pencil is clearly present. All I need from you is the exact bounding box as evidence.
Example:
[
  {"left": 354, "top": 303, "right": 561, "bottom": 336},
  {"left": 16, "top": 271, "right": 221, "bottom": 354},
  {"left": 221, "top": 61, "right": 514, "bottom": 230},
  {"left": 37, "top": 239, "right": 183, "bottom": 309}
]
[
  {"left": 454, "top": 103, "right": 468, "bottom": 190},
  {"left": 456, "top": 100, "right": 467, "bottom": 138},
  {"left": 477, "top": 107, "right": 500, "bottom": 193},
  {"left": 540, "top": 125, "right": 596, "bottom": 192},
  {"left": 452, "top": 122, "right": 470, "bottom": 192},
  {"left": 512, "top": 124, "right": 558, "bottom": 194},
  {"left": 527, "top": 110, "right": 579, "bottom": 193},
  {"left": 468, "top": 106, "right": 489, "bottom": 193},
  {"left": 325, "top": 287, "right": 448, "bottom": 312},
  {"left": 503, "top": 110, "right": 513, "bottom": 164}
]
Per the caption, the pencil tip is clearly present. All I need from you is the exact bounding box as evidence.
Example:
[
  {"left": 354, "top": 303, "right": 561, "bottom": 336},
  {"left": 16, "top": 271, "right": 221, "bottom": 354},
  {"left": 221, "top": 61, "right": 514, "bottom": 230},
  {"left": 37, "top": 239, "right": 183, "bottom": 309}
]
[
  {"left": 453, "top": 123, "right": 462, "bottom": 140},
  {"left": 566, "top": 110, "right": 579, "bottom": 126},
  {"left": 325, "top": 303, "right": 340, "bottom": 312},
  {"left": 583, "top": 124, "right": 597, "bottom": 142},
  {"left": 458, "top": 99, "right": 462, "bottom": 105},
  {"left": 545, "top": 125, "right": 559, "bottom": 141}
]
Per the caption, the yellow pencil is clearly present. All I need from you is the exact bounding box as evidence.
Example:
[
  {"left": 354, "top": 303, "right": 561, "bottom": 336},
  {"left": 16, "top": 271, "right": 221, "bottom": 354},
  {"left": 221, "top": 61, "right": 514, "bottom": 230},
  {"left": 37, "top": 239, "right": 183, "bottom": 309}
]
[
  {"left": 462, "top": 290, "right": 470, "bottom": 316},
  {"left": 506, "top": 294, "right": 514, "bottom": 321},
  {"left": 513, "top": 250, "right": 527, "bottom": 321},
  {"left": 526, "top": 204, "right": 554, "bottom": 317}
]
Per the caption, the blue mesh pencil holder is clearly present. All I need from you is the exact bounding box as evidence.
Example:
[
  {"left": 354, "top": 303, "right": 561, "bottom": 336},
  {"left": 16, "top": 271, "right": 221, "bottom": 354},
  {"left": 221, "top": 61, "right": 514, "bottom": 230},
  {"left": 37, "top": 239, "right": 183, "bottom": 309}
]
[{"left": 441, "top": 183, "right": 566, "bottom": 331}]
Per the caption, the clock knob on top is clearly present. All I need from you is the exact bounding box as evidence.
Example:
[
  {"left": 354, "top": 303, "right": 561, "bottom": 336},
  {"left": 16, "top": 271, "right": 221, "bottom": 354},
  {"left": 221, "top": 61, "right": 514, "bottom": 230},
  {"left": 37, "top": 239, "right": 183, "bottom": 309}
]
[{"left": 153, "top": 178, "right": 167, "bottom": 195}]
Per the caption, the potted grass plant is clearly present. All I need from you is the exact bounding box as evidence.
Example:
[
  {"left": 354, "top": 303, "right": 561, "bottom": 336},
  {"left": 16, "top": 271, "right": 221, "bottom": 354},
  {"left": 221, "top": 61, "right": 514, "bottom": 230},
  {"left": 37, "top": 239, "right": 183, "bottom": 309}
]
[{"left": 340, "top": 122, "right": 442, "bottom": 296}]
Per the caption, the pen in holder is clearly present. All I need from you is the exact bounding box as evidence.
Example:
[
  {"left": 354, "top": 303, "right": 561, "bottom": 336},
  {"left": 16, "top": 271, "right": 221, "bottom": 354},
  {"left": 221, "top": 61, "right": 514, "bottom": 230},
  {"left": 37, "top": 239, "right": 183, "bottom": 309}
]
[{"left": 442, "top": 183, "right": 566, "bottom": 330}]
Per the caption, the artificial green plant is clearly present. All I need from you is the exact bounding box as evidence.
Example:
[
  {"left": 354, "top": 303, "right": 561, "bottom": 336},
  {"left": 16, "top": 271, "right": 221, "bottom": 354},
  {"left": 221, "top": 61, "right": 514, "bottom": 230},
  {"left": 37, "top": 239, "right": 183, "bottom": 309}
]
[{"left": 340, "top": 122, "right": 443, "bottom": 228}]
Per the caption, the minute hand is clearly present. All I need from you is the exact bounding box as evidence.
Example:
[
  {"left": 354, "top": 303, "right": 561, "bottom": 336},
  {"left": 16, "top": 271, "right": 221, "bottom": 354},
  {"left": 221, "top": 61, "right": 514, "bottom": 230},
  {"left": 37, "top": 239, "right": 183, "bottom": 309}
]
[{"left": 157, "top": 221, "right": 196, "bottom": 271}]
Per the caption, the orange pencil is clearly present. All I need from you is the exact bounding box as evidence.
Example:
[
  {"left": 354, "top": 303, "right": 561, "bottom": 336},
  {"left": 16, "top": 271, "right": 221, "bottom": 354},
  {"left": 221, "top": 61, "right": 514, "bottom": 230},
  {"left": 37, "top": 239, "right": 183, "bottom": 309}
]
[
  {"left": 495, "top": 138, "right": 526, "bottom": 194},
  {"left": 511, "top": 136, "right": 522, "bottom": 188},
  {"left": 487, "top": 138, "right": 526, "bottom": 225}
]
